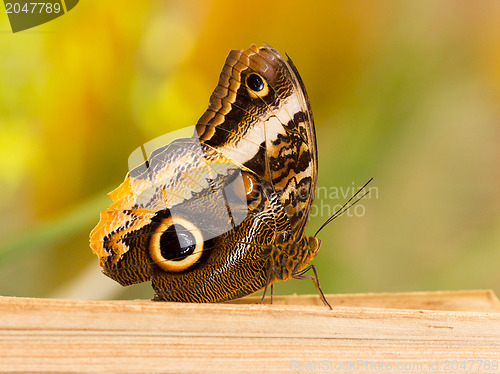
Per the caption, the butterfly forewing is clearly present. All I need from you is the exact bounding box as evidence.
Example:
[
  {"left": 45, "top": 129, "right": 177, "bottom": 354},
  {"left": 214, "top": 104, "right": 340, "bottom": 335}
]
[{"left": 196, "top": 44, "right": 317, "bottom": 237}]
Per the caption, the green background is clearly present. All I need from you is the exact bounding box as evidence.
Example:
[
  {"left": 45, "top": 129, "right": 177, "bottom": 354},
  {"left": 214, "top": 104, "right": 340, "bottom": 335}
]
[{"left": 0, "top": 1, "right": 499, "bottom": 300}]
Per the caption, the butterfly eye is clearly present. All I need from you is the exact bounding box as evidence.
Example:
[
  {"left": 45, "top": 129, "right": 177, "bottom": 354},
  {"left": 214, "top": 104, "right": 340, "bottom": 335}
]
[
  {"left": 149, "top": 216, "right": 204, "bottom": 272},
  {"left": 245, "top": 73, "right": 269, "bottom": 98}
]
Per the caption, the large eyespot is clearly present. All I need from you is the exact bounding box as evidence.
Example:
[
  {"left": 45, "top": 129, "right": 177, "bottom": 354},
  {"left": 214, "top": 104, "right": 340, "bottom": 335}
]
[
  {"left": 149, "top": 216, "right": 204, "bottom": 272},
  {"left": 245, "top": 73, "right": 269, "bottom": 98}
]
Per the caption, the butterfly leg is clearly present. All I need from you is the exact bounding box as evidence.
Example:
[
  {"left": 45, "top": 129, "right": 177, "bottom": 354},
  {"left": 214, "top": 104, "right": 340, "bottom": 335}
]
[
  {"left": 292, "top": 265, "right": 332, "bottom": 309},
  {"left": 259, "top": 267, "right": 274, "bottom": 305}
]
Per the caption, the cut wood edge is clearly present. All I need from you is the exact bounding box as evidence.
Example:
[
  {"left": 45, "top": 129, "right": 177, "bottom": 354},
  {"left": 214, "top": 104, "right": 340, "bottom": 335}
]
[{"left": 229, "top": 289, "right": 500, "bottom": 312}]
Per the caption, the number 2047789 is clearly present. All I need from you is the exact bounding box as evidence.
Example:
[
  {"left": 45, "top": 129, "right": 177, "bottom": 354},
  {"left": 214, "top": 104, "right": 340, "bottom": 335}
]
[{"left": 5, "top": 2, "right": 62, "bottom": 14}]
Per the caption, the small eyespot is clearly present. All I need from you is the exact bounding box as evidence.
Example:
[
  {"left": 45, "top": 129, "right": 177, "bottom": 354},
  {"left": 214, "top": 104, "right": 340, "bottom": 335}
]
[
  {"left": 240, "top": 171, "right": 262, "bottom": 211},
  {"left": 149, "top": 216, "right": 204, "bottom": 272},
  {"left": 246, "top": 73, "right": 264, "bottom": 92},
  {"left": 245, "top": 73, "right": 269, "bottom": 98},
  {"left": 241, "top": 172, "right": 260, "bottom": 203}
]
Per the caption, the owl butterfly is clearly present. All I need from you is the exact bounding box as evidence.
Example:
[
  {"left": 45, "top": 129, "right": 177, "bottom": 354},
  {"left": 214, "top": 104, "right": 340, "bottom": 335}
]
[{"left": 90, "top": 43, "right": 332, "bottom": 308}]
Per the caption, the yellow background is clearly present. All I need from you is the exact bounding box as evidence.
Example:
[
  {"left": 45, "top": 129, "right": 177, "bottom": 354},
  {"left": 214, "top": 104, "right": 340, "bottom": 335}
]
[{"left": 0, "top": 0, "right": 499, "bottom": 300}]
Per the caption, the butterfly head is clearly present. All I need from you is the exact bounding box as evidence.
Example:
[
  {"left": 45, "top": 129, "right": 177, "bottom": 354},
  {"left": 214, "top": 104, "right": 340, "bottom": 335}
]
[{"left": 308, "top": 236, "right": 321, "bottom": 256}]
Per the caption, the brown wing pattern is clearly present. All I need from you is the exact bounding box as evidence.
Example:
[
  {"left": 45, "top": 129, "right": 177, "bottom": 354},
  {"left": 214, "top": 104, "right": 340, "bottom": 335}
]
[
  {"left": 89, "top": 44, "right": 318, "bottom": 302},
  {"left": 196, "top": 44, "right": 317, "bottom": 237}
]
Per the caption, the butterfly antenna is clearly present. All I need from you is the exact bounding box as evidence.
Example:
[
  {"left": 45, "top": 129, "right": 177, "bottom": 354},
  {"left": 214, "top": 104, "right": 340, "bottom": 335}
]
[{"left": 314, "top": 178, "right": 374, "bottom": 237}]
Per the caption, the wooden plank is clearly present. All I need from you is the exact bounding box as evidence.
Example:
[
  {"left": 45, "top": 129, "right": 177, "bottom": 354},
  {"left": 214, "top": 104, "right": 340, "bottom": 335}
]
[
  {"left": 233, "top": 289, "right": 500, "bottom": 311},
  {"left": 0, "top": 291, "right": 499, "bottom": 373}
]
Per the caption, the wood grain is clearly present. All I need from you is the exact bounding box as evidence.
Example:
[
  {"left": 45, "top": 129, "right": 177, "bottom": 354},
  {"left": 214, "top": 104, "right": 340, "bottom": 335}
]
[{"left": 0, "top": 290, "right": 499, "bottom": 373}]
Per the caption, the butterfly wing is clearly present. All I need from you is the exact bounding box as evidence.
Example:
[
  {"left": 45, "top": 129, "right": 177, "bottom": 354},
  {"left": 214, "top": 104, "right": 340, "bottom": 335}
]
[
  {"left": 90, "top": 44, "right": 318, "bottom": 302},
  {"left": 90, "top": 137, "right": 289, "bottom": 301},
  {"left": 196, "top": 44, "right": 317, "bottom": 238}
]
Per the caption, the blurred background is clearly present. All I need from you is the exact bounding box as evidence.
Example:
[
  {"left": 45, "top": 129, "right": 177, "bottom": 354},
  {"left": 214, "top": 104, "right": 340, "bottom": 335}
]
[{"left": 1, "top": 0, "right": 499, "bottom": 300}]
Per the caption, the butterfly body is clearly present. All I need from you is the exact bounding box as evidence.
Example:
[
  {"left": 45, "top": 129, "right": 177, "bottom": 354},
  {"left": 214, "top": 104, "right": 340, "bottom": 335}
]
[{"left": 90, "top": 44, "right": 328, "bottom": 305}]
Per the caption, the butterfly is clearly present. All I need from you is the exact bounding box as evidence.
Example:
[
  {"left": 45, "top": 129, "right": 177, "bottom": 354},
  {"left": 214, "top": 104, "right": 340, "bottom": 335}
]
[{"left": 90, "top": 44, "right": 333, "bottom": 308}]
